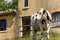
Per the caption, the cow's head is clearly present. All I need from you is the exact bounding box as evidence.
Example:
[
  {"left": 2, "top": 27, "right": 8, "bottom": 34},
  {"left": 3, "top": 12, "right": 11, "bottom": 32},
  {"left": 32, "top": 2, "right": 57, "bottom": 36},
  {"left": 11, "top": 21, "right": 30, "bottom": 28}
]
[
  {"left": 38, "top": 8, "right": 52, "bottom": 21},
  {"left": 31, "top": 8, "right": 52, "bottom": 24},
  {"left": 32, "top": 12, "right": 43, "bottom": 23},
  {"left": 33, "top": 8, "right": 48, "bottom": 22}
]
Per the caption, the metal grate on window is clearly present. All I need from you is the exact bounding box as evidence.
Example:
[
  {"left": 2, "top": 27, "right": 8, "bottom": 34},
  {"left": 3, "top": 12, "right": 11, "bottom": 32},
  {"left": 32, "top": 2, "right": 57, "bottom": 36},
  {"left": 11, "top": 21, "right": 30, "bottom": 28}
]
[{"left": 52, "top": 12, "right": 60, "bottom": 26}]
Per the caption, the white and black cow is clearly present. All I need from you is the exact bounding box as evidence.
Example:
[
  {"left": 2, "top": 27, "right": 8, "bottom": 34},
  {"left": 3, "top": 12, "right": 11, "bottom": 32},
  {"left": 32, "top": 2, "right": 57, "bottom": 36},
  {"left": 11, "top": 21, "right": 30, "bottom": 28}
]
[{"left": 31, "top": 8, "right": 52, "bottom": 40}]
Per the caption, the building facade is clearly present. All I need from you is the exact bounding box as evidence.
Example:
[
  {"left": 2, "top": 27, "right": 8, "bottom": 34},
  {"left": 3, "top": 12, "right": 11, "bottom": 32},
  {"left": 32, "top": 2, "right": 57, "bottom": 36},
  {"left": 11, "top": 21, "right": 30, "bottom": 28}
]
[{"left": 0, "top": 0, "right": 60, "bottom": 39}]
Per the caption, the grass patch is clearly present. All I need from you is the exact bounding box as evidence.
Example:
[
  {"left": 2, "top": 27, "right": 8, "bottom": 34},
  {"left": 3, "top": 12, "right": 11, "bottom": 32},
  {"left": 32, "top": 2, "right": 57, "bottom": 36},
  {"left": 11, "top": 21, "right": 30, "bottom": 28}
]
[
  {"left": 50, "top": 32, "right": 60, "bottom": 40},
  {"left": 7, "top": 32, "right": 60, "bottom": 40}
]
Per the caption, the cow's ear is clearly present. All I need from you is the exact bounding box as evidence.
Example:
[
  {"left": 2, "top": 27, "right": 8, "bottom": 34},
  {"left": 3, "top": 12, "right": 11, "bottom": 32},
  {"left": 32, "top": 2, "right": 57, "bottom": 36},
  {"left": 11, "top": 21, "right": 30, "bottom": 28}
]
[{"left": 37, "top": 12, "right": 39, "bottom": 13}]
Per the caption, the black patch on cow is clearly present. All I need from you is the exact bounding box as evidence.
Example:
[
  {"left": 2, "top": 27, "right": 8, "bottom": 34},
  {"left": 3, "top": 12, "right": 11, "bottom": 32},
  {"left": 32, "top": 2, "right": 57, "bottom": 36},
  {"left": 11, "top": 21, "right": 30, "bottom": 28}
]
[
  {"left": 43, "top": 10, "right": 46, "bottom": 14},
  {"left": 46, "top": 12, "right": 52, "bottom": 21},
  {"left": 47, "top": 15, "right": 50, "bottom": 20},
  {"left": 41, "top": 19, "right": 46, "bottom": 24}
]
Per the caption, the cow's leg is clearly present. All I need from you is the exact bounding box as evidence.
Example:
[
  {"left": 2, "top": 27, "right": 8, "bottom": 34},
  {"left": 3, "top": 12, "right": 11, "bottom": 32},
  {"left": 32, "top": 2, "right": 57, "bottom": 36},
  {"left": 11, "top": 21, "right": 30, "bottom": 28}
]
[
  {"left": 47, "top": 24, "right": 50, "bottom": 40},
  {"left": 33, "top": 29, "right": 36, "bottom": 40},
  {"left": 40, "top": 25, "right": 44, "bottom": 40}
]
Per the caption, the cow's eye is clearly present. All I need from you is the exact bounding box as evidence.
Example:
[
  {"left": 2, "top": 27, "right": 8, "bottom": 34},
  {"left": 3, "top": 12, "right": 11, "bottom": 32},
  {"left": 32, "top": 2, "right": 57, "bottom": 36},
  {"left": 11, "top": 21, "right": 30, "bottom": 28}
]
[
  {"left": 39, "top": 13, "right": 41, "bottom": 15},
  {"left": 36, "top": 15, "right": 37, "bottom": 17}
]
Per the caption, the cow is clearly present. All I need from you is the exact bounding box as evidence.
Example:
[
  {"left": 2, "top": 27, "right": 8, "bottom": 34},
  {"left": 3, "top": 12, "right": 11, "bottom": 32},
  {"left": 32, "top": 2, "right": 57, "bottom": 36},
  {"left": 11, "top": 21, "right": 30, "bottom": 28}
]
[{"left": 31, "top": 8, "right": 52, "bottom": 40}]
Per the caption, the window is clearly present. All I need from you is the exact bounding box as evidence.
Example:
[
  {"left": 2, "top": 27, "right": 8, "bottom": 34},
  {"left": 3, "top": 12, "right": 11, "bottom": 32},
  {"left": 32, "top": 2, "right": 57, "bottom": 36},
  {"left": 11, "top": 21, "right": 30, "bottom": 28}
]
[
  {"left": 52, "top": 12, "right": 60, "bottom": 26},
  {"left": 0, "top": 19, "right": 6, "bottom": 31},
  {"left": 22, "top": 16, "right": 30, "bottom": 36},
  {"left": 52, "top": 12, "right": 60, "bottom": 22},
  {"left": 24, "top": 0, "right": 28, "bottom": 7},
  {"left": 23, "top": 0, "right": 29, "bottom": 9}
]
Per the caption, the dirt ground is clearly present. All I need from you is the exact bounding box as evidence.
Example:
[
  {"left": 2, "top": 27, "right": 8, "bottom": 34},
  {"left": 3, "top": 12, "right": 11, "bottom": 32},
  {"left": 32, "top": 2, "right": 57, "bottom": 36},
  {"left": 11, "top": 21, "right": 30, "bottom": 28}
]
[{"left": 50, "top": 27, "right": 60, "bottom": 33}]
